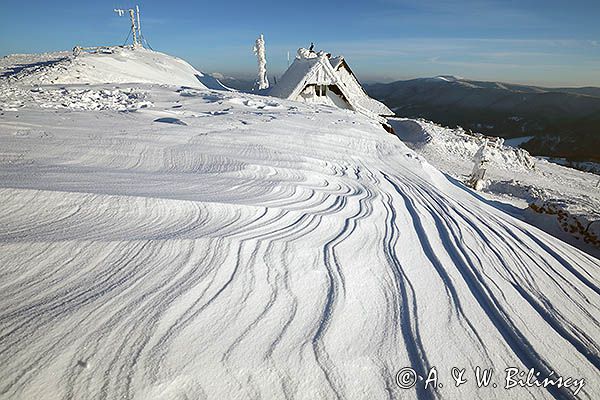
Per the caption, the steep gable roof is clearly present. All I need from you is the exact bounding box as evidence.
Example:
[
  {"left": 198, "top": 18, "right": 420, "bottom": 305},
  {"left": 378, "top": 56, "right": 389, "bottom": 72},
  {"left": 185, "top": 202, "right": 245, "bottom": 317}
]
[
  {"left": 269, "top": 48, "right": 394, "bottom": 120},
  {"left": 268, "top": 51, "right": 338, "bottom": 99},
  {"left": 333, "top": 59, "right": 393, "bottom": 117}
]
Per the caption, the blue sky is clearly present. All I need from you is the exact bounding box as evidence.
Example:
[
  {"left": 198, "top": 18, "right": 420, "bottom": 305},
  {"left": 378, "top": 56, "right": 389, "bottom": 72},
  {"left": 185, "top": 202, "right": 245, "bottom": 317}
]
[{"left": 1, "top": 0, "right": 600, "bottom": 86}]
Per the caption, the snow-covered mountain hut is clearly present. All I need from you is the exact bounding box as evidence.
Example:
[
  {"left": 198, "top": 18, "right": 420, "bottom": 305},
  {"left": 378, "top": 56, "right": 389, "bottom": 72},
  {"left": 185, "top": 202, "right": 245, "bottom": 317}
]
[{"left": 269, "top": 48, "right": 393, "bottom": 126}]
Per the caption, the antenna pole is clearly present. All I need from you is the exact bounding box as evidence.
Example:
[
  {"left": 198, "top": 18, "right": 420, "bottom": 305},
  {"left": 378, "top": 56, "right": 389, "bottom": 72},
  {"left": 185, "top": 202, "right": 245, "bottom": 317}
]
[
  {"left": 114, "top": 7, "right": 144, "bottom": 48},
  {"left": 136, "top": 6, "right": 142, "bottom": 44},
  {"left": 129, "top": 9, "right": 138, "bottom": 46}
]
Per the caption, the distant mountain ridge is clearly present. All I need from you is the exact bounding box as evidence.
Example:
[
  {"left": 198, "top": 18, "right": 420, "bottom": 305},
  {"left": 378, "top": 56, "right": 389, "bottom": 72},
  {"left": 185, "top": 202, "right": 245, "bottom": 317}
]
[{"left": 365, "top": 76, "right": 600, "bottom": 162}]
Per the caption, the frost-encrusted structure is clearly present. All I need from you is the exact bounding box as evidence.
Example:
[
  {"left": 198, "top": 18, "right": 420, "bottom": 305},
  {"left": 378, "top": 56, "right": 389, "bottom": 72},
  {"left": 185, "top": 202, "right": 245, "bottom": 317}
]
[
  {"left": 468, "top": 139, "right": 490, "bottom": 190},
  {"left": 269, "top": 48, "right": 392, "bottom": 122},
  {"left": 253, "top": 34, "right": 269, "bottom": 90}
]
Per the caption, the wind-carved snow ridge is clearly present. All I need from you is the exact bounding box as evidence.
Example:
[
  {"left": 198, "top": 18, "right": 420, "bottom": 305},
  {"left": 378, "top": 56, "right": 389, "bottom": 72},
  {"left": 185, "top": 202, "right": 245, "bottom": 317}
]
[
  {"left": 0, "top": 63, "right": 599, "bottom": 399},
  {"left": 391, "top": 118, "right": 535, "bottom": 172}
]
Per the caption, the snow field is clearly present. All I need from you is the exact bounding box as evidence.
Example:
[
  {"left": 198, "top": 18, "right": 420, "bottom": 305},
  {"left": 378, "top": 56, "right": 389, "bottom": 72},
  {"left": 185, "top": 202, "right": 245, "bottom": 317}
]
[{"left": 0, "top": 49, "right": 599, "bottom": 400}]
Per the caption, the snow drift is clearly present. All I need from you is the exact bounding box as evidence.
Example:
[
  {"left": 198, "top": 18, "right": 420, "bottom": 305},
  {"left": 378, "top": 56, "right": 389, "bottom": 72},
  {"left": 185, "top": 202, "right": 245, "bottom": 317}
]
[
  {"left": 391, "top": 117, "right": 600, "bottom": 259},
  {"left": 0, "top": 51, "right": 599, "bottom": 400}
]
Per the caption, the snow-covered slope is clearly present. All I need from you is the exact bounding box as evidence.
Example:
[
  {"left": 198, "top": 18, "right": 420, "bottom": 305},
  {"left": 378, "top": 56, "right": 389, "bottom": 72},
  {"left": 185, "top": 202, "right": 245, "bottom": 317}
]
[
  {"left": 390, "top": 118, "right": 600, "bottom": 259},
  {"left": 0, "top": 46, "right": 208, "bottom": 88},
  {"left": 0, "top": 57, "right": 599, "bottom": 399}
]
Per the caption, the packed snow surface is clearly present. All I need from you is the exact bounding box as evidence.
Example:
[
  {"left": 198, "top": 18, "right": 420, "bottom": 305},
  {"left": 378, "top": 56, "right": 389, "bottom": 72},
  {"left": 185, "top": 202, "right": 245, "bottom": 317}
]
[{"left": 0, "top": 52, "right": 599, "bottom": 400}]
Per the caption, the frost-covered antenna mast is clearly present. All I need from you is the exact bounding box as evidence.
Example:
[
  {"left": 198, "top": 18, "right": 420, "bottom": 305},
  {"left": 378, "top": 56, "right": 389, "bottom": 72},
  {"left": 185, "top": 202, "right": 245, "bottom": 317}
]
[
  {"left": 113, "top": 6, "right": 143, "bottom": 47},
  {"left": 253, "top": 34, "right": 269, "bottom": 90},
  {"left": 136, "top": 6, "right": 142, "bottom": 43}
]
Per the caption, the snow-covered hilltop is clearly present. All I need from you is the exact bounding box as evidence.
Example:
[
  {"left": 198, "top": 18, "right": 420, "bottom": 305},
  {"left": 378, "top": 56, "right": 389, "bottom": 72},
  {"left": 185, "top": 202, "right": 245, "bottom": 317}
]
[
  {"left": 0, "top": 47, "right": 235, "bottom": 112},
  {"left": 0, "top": 46, "right": 208, "bottom": 87},
  {"left": 0, "top": 49, "right": 599, "bottom": 400}
]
